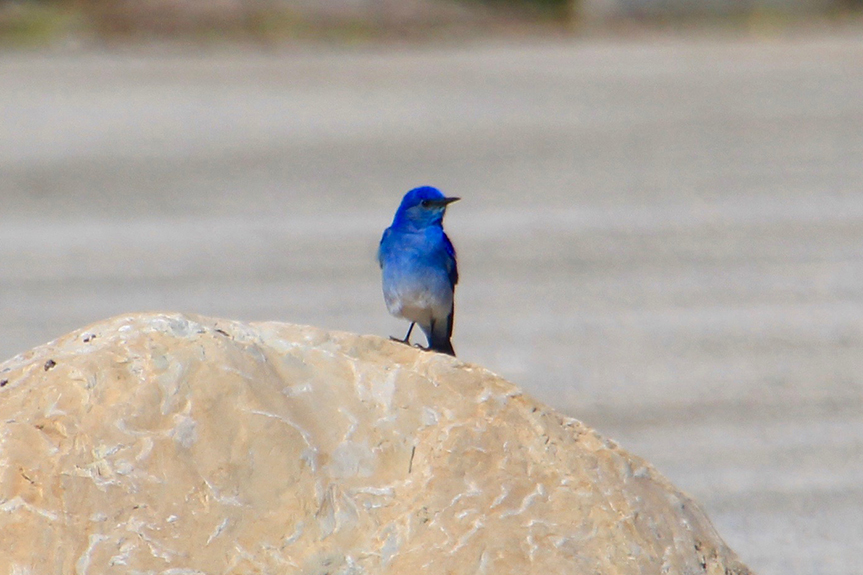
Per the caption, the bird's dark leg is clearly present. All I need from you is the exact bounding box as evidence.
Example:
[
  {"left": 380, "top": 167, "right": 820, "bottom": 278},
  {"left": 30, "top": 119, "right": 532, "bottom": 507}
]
[
  {"left": 420, "top": 319, "right": 435, "bottom": 352},
  {"left": 390, "top": 322, "right": 416, "bottom": 345}
]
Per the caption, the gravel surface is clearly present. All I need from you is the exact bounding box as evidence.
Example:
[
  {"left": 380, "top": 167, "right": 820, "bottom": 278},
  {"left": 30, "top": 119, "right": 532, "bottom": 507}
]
[{"left": 2, "top": 33, "right": 863, "bottom": 574}]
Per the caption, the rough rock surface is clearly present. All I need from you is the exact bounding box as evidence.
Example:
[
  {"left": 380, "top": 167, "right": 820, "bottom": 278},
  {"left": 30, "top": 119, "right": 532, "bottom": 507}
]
[{"left": 0, "top": 313, "right": 751, "bottom": 574}]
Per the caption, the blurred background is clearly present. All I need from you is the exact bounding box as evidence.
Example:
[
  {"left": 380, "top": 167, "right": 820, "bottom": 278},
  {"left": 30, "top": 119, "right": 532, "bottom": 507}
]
[{"left": 2, "top": 1, "right": 863, "bottom": 574}]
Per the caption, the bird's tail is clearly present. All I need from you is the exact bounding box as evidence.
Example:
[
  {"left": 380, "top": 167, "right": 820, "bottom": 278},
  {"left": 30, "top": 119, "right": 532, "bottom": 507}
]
[
  {"left": 429, "top": 335, "right": 455, "bottom": 356},
  {"left": 428, "top": 309, "right": 456, "bottom": 356}
]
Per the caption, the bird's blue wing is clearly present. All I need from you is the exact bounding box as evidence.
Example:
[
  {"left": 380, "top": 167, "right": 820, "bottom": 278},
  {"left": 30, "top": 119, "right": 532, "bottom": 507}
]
[
  {"left": 443, "top": 232, "right": 458, "bottom": 286},
  {"left": 377, "top": 228, "right": 392, "bottom": 269}
]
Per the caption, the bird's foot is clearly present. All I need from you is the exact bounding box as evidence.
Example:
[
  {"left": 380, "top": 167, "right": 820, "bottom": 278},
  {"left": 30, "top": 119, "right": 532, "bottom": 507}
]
[
  {"left": 389, "top": 322, "right": 417, "bottom": 347},
  {"left": 387, "top": 338, "right": 431, "bottom": 352}
]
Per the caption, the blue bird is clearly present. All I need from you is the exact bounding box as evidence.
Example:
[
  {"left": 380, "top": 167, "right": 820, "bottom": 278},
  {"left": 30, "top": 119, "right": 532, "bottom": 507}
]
[{"left": 378, "top": 186, "right": 459, "bottom": 356}]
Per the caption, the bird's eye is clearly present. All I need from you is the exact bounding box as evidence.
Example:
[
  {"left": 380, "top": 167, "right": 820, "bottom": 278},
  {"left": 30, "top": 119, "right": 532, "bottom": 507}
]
[{"left": 420, "top": 200, "right": 430, "bottom": 207}]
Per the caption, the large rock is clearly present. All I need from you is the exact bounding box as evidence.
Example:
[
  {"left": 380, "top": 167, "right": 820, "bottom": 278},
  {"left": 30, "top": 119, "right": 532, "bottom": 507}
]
[{"left": 0, "top": 313, "right": 750, "bottom": 574}]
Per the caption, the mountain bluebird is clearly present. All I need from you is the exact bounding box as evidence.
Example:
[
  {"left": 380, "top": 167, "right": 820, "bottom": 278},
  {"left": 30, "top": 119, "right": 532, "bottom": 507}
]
[{"left": 378, "top": 186, "right": 459, "bottom": 356}]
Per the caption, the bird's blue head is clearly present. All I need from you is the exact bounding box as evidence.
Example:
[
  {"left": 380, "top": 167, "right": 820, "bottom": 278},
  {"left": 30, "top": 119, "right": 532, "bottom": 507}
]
[{"left": 391, "top": 186, "right": 460, "bottom": 230}]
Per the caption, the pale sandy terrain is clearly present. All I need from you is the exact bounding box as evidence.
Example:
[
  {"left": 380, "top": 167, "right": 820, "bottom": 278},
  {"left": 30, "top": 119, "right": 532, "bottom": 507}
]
[{"left": 2, "top": 33, "right": 862, "bottom": 574}]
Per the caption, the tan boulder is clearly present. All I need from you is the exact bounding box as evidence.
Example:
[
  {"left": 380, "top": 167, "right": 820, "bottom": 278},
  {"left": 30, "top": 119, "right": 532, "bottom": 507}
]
[{"left": 0, "top": 313, "right": 751, "bottom": 574}]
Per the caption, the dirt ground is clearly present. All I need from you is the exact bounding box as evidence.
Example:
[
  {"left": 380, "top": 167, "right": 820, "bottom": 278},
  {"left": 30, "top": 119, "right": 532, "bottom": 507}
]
[{"left": 2, "top": 32, "right": 862, "bottom": 574}]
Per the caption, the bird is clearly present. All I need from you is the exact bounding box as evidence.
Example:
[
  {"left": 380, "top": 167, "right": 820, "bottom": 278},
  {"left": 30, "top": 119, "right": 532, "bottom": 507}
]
[{"left": 378, "top": 186, "right": 459, "bottom": 356}]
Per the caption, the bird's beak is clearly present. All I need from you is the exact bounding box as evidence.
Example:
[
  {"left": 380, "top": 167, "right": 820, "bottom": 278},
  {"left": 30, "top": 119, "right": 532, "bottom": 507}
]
[{"left": 423, "top": 197, "right": 460, "bottom": 208}]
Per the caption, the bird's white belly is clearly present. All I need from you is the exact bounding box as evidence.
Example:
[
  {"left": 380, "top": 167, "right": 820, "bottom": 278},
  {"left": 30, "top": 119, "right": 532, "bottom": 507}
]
[{"left": 384, "top": 282, "right": 452, "bottom": 327}]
